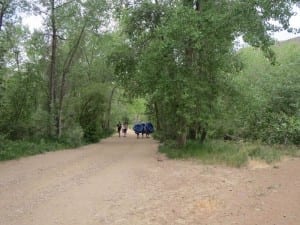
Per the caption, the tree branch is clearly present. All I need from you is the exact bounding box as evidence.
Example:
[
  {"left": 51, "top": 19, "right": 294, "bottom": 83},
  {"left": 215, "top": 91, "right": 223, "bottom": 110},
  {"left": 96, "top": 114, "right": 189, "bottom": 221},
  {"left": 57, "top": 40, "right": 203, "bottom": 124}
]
[
  {"left": 54, "top": 0, "right": 76, "bottom": 10},
  {"left": 0, "top": 2, "right": 9, "bottom": 32},
  {"left": 56, "top": 34, "right": 67, "bottom": 40}
]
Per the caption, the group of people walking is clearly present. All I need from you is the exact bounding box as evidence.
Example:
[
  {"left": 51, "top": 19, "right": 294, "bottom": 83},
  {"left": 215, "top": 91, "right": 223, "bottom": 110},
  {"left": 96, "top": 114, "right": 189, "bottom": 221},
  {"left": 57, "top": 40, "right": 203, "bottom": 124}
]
[
  {"left": 116, "top": 121, "right": 154, "bottom": 138},
  {"left": 117, "top": 121, "right": 128, "bottom": 137}
]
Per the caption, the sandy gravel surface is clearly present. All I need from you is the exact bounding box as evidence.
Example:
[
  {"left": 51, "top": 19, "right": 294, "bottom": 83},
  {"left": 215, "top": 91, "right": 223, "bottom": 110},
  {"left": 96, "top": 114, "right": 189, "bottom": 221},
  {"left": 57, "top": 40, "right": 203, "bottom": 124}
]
[{"left": 0, "top": 130, "right": 299, "bottom": 225}]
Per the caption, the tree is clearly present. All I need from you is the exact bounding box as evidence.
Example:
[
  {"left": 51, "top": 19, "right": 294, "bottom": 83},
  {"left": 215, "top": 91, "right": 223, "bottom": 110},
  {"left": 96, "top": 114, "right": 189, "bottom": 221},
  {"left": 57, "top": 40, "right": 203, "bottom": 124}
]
[
  {"left": 29, "top": 0, "right": 110, "bottom": 138},
  {"left": 219, "top": 39, "right": 300, "bottom": 145},
  {"left": 0, "top": 0, "right": 120, "bottom": 143},
  {"left": 112, "top": 0, "right": 300, "bottom": 146},
  {"left": 0, "top": 0, "right": 30, "bottom": 93}
]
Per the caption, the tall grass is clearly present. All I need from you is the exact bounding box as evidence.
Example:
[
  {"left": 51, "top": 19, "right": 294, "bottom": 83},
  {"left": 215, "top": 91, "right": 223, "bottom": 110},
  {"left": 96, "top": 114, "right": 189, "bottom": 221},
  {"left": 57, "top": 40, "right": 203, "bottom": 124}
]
[
  {"left": 0, "top": 138, "right": 69, "bottom": 161},
  {"left": 0, "top": 128, "right": 115, "bottom": 161},
  {"left": 159, "top": 140, "right": 300, "bottom": 167}
]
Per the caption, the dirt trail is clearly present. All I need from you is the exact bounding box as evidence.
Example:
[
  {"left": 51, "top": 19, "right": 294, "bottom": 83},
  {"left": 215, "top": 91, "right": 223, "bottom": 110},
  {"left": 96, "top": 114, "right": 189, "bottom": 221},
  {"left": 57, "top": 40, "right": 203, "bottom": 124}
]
[{"left": 0, "top": 130, "right": 299, "bottom": 225}]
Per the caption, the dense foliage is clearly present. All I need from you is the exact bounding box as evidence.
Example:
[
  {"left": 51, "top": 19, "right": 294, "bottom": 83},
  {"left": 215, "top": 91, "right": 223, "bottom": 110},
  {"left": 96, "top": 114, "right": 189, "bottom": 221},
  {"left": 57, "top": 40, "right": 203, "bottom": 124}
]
[
  {"left": 224, "top": 39, "right": 300, "bottom": 145},
  {"left": 0, "top": 0, "right": 136, "bottom": 152},
  {"left": 111, "top": 0, "right": 300, "bottom": 146},
  {"left": 0, "top": 0, "right": 299, "bottom": 160}
]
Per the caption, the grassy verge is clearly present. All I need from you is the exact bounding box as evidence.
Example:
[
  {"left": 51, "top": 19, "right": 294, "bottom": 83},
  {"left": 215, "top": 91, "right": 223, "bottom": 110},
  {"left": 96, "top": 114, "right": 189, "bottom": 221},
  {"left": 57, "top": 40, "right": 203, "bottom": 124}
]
[
  {"left": 0, "top": 130, "right": 114, "bottom": 161},
  {"left": 0, "top": 139, "right": 71, "bottom": 161},
  {"left": 159, "top": 140, "right": 300, "bottom": 167}
]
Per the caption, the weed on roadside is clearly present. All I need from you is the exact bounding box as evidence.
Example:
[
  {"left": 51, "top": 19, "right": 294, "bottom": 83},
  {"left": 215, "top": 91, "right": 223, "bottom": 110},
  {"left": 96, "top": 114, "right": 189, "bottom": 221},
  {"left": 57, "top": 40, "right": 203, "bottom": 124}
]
[
  {"left": 159, "top": 140, "right": 300, "bottom": 167},
  {"left": 0, "top": 139, "right": 68, "bottom": 161}
]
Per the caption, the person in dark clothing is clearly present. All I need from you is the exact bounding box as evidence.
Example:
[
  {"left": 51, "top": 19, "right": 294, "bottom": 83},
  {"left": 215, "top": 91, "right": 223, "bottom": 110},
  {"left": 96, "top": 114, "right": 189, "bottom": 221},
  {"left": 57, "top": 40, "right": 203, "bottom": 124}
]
[
  {"left": 117, "top": 122, "right": 122, "bottom": 137},
  {"left": 122, "top": 122, "right": 128, "bottom": 137}
]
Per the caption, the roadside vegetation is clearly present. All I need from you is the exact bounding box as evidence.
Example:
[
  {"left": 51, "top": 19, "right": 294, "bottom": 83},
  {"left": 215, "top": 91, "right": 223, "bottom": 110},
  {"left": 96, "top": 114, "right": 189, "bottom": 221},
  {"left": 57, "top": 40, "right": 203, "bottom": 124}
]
[
  {"left": 159, "top": 140, "right": 300, "bottom": 168},
  {"left": 0, "top": 137, "right": 68, "bottom": 161},
  {"left": 157, "top": 38, "right": 300, "bottom": 167}
]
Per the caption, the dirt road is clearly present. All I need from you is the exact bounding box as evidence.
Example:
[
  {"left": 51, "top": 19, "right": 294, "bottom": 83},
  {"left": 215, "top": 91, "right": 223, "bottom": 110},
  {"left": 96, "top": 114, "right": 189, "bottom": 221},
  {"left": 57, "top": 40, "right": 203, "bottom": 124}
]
[{"left": 0, "top": 130, "right": 299, "bottom": 225}]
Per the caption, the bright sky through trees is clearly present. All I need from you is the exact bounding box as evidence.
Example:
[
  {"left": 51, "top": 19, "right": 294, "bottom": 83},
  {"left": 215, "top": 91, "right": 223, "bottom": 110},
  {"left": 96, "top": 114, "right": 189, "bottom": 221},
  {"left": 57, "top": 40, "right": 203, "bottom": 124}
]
[
  {"left": 270, "top": 6, "right": 300, "bottom": 40},
  {"left": 22, "top": 5, "right": 300, "bottom": 41}
]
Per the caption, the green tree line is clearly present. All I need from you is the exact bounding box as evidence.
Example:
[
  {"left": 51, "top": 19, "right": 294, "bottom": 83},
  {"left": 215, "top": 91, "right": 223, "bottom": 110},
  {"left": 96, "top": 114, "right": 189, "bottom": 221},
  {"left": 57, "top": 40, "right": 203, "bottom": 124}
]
[
  {"left": 111, "top": 0, "right": 300, "bottom": 146},
  {"left": 224, "top": 39, "right": 300, "bottom": 145},
  {"left": 0, "top": 0, "right": 299, "bottom": 160},
  {"left": 0, "top": 0, "right": 141, "bottom": 156}
]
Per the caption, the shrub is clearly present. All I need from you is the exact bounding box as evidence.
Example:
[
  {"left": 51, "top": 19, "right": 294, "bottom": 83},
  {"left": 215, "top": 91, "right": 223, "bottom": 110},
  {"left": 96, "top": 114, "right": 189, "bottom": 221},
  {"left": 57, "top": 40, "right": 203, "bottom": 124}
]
[
  {"left": 159, "top": 139, "right": 299, "bottom": 167},
  {"left": 159, "top": 140, "right": 248, "bottom": 167},
  {"left": 248, "top": 146, "right": 281, "bottom": 163},
  {"left": 62, "top": 125, "right": 84, "bottom": 147},
  {"left": 0, "top": 139, "right": 67, "bottom": 161}
]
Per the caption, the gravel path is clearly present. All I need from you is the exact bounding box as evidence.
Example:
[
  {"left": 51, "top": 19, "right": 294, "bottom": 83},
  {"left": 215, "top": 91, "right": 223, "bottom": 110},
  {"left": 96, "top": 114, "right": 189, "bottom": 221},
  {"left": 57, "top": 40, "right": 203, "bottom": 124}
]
[{"left": 0, "top": 130, "right": 299, "bottom": 225}]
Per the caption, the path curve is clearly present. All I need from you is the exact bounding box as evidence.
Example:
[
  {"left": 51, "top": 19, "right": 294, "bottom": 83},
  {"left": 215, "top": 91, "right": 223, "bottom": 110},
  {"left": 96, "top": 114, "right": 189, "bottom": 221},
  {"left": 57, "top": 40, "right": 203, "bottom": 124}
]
[{"left": 0, "top": 130, "right": 299, "bottom": 225}]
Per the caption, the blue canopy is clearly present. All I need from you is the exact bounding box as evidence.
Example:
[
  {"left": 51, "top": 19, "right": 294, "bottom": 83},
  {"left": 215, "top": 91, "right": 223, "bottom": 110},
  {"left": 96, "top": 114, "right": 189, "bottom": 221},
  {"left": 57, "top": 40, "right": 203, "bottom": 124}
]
[
  {"left": 133, "top": 123, "right": 145, "bottom": 133},
  {"left": 145, "top": 122, "right": 154, "bottom": 133},
  {"left": 133, "top": 122, "right": 154, "bottom": 134}
]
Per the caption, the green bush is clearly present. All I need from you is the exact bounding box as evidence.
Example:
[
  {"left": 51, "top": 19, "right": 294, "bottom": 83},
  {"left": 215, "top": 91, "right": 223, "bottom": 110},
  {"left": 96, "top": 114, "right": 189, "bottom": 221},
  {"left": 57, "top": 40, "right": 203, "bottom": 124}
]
[
  {"left": 159, "top": 139, "right": 299, "bottom": 167},
  {"left": 61, "top": 125, "right": 84, "bottom": 147},
  {"left": 225, "top": 43, "right": 300, "bottom": 146},
  {"left": 0, "top": 139, "right": 68, "bottom": 161},
  {"left": 28, "top": 108, "right": 50, "bottom": 138},
  {"left": 78, "top": 86, "right": 106, "bottom": 143},
  {"left": 248, "top": 146, "right": 281, "bottom": 163},
  {"left": 257, "top": 113, "right": 300, "bottom": 145},
  {"left": 159, "top": 140, "right": 248, "bottom": 167}
]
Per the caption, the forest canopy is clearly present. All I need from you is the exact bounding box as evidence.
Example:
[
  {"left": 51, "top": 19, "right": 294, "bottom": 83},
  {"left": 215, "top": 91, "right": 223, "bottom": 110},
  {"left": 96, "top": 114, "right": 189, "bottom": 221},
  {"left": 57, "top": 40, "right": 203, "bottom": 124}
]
[
  {"left": 0, "top": 0, "right": 299, "bottom": 153},
  {"left": 110, "top": 0, "right": 300, "bottom": 146}
]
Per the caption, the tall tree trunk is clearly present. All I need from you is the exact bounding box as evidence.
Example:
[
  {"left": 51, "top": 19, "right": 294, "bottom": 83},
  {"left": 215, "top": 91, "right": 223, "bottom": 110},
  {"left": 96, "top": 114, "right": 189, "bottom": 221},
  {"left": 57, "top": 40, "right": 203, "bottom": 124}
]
[
  {"left": 0, "top": 2, "right": 8, "bottom": 32},
  {"left": 0, "top": 2, "right": 8, "bottom": 70},
  {"left": 0, "top": 9, "right": 4, "bottom": 32},
  {"left": 154, "top": 101, "right": 161, "bottom": 131},
  {"left": 14, "top": 49, "right": 20, "bottom": 71},
  {"left": 48, "top": 0, "right": 57, "bottom": 137},
  {"left": 106, "top": 86, "right": 117, "bottom": 129},
  {"left": 177, "top": 127, "right": 187, "bottom": 147},
  {"left": 178, "top": 0, "right": 201, "bottom": 147},
  {"left": 57, "top": 23, "right": 86, "bottom": 137},
  {"left": 200, "top": 127, "right": 207, "bottom": 143}
]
